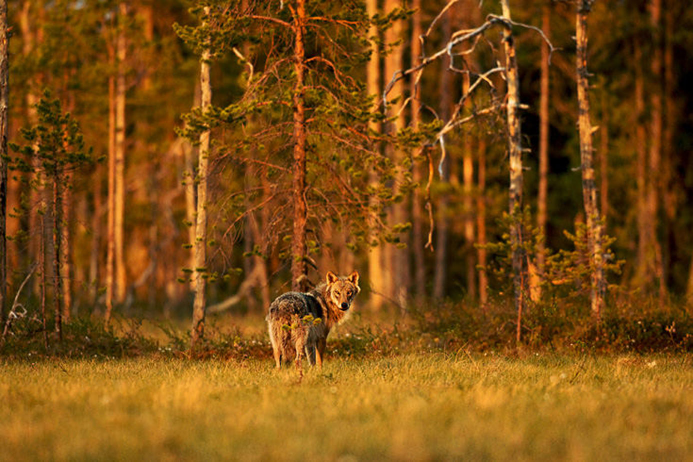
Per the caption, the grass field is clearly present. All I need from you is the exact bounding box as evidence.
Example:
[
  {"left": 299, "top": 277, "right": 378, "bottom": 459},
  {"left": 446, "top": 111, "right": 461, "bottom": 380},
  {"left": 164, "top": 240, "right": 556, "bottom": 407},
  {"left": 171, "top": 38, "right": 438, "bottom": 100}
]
[{"left": 2, "top": 352, "right": 692, "bottom": 461}]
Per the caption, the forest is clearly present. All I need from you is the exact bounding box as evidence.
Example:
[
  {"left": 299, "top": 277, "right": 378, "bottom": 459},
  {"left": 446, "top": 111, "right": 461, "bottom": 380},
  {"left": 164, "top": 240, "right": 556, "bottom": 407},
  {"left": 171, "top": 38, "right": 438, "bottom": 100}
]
[{"left": 1, "top": 0, "right": 693, "bottom": 353}]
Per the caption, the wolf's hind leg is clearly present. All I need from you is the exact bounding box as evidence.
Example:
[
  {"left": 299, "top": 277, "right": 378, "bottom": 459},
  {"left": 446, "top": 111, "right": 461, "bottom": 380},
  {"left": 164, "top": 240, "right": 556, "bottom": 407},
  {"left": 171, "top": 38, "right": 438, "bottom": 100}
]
[
  {"left": 305, "top": 344, "right": 316, "bottom": 366},
  {"left": 272, "top": 344, "right": 282, "bottom": 369},
  {"left": 316, "top": 338, "right": 327, "bottom": 368},
  {"left": 294, "top": 331, "right": 307, "bottom": 377}
]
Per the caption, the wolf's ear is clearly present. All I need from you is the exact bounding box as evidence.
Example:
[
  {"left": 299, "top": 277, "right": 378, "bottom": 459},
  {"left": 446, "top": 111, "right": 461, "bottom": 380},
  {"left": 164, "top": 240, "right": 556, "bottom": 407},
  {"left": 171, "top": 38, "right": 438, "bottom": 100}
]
[
  {"left": 326, "top": 271, "right": 338, "bottom": 284},
  {"left": 347, "top": 271, "right": 360, "bottom": 287}
]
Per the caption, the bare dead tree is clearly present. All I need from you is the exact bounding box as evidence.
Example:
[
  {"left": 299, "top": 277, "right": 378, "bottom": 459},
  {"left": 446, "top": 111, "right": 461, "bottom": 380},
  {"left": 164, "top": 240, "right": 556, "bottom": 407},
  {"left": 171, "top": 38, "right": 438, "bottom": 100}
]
[{"left": 382, "top": 0, "right": 553, "bottom": 339}]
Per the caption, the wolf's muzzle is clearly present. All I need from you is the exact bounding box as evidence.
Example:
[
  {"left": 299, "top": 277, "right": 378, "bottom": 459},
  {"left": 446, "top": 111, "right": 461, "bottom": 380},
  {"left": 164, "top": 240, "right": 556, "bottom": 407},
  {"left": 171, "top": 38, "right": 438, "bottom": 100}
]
[{"left": 340, "top": 303, "right": 349, "bottom": 311}]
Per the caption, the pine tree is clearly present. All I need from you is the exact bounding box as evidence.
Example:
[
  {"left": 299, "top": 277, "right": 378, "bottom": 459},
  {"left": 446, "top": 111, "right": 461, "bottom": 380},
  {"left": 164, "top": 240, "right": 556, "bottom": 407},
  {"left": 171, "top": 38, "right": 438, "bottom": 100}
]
[{"left": 8, "top": 92, "right": 91, "bottom": 340}]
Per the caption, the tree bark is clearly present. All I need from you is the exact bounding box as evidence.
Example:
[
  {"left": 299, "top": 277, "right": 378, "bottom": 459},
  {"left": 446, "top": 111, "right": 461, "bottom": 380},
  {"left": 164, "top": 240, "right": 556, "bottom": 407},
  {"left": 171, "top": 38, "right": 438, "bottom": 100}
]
[
  {"left": 500, "top": 0, "right": 525, "bottom": 341},
  {"left": 190, "top": 6, "right": 212, "bottom": 349},
  {"left": 89, "top": 164, "right": 101, "bottom": 305},
  {"left": 410, "top": 0, "right": 426, "bottom": 300},
  {"left": 290, "top": 0, "right": 309, "bottom": 292},
  {"left": 52, "top": 171, "right": 63, "bottom": 340},
  {"left": 366, "top": 0, "right": 385, "bottom": 309},
  {"left": 633, "top": 39, "right": 652, "bottom": 291},
  {"left": 0, "top": 0, "right": 8, "bottom": 324},
  {"left": 115, "top": 2, "right": 127, "bottom": 304},
  {"left": 648, "top": 0, "right": 665, "bottom": 301},
  {"left": 433, "top": 9, "right": 453, "bottom": 300},
  {"left": 576, "top": 0, "right": 604, "bottom": 321},
  {"left": 105, "top": 37, "right": 116, "bottom": 323},
  {"left": 384, "top": 0, "right": 409, "bottom": 307},
  {"left": 477, "top": 137, "right": 488, "bottom": 306},
  {"left": 599, "top": 89, "right": 608, "bottom": 223},
  {"left": 536, "top": 1, "right": 551, "bottom": 299},
  {"left": 662, "top": 0, "right": 677, "bottom": 296},
  {"left": 462, "top": 75, "right": 475, "bottom": 300}
]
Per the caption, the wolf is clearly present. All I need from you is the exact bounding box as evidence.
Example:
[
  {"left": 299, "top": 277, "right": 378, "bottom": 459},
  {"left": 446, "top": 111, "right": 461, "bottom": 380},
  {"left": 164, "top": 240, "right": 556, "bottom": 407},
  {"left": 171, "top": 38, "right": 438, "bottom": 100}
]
[{"left": 267, "top": 271, "right": 360, "bottom": 370}]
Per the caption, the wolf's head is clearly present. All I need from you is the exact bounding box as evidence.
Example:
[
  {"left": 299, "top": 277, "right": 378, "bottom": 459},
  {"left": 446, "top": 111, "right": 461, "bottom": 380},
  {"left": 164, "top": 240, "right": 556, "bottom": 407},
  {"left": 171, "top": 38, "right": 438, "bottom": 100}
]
[{"left": 326, "top": 271, "right": 360, "bottom": 311}]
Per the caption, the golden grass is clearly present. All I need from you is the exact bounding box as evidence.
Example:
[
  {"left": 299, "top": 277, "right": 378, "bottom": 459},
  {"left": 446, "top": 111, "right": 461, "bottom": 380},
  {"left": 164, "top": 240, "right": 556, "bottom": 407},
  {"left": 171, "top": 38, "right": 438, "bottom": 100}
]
[{"left": 1, "top": 353, "right": 692, "bottom": 461}]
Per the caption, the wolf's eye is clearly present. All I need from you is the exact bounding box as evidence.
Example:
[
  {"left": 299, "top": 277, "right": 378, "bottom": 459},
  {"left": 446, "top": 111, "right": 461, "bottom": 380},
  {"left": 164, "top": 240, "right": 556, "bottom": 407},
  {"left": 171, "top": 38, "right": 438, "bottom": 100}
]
[
  {"left": 334, "top": 290, "right": 340, "bottom": 296},
  {"left": 347, "top": 291, "right": 352, "bottom": 297}
]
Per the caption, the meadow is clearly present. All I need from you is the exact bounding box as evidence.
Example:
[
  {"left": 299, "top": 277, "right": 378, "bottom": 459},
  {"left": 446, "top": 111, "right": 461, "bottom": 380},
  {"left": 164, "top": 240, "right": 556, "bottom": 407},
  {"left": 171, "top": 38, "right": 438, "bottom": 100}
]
[
  {"left": 1, "top": 298, "right": 693, "bottom": 461},
  {"left": 2, "top": 351, "right": 692, "bottom": 461}
]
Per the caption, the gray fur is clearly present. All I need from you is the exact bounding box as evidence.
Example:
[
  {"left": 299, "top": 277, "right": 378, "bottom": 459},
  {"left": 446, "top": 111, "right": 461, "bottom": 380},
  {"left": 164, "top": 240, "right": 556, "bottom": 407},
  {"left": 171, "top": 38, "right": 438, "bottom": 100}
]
[{"left": 267, "top": 271, "right": 360, "bottom": 371}]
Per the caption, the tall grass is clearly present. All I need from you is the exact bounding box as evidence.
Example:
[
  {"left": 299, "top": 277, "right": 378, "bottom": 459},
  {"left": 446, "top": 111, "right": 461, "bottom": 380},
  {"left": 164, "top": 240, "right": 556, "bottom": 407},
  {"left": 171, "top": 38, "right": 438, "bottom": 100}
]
[{"left": 1, "top": 353, "right": 692, "bottom": 461}]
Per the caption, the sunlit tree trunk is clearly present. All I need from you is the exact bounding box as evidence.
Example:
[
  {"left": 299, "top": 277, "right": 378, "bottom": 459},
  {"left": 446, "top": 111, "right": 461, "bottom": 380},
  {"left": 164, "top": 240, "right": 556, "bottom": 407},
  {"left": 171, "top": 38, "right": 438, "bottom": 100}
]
[
  {"left": 115, "top": 2, "right": 127, "bottom": 304},
  {"left": 366, "top": 0, "right": 384, "bottom": 308},
  {"left": 462, "top": 75, "right": 476, "bottom": 300},
  {"left": 500, "top": 0, "right": 525, "bottom": 341},
  {"left": 433, "top": 10, "right": 453, "bottom": 300},
  {"left": 410, "top": 0, "right": 426, "bottom": 300},
  {"left": 290, "top": 0, "right": 309, "bottom": 292},
  {"left": 61, "top": 170, "right": 73, "bottom": 320},
  {"left": 105, "top": 38, "right": 116, "bottom": 323},
  {"left": 384, "top": 0, "right": 409, "bottom": 307},
  {"left": 477, "top": 137, "right": 488, "bottom": 306},
  {"left": 89, "top": 164, "right": 101, "bottom": 305},
  {"left": 190, "top": 6, "right": 212, "bottom": 349},
  {"left": 576, "top": 0, "right": 604, "bottom": 321},
  {"left": 184, "top": 81, "right": 200, "bottom": 291},
  {"left": 0, "top": 0, "right": 7, "bottom": 323},
  {"left": 536, "top": 1, "right": 551, "bottom": 299},
  {"left": 20, "top": 1, "right": 43, "bottom": 297},
  {"left": 61, "top": 92, "right": 75, "bottom": 320},
  {"left": 599, "top": 90, "right": 608, "bottom": 223},
  {"left": 52, "top": 167, "right": 63, "bottom": 340}
]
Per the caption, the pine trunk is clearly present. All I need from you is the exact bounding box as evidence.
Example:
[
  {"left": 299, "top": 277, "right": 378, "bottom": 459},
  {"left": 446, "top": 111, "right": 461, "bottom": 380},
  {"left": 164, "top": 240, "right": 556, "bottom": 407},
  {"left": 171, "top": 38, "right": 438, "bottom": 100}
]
[
  {"left": 190, "top": 6, "right": 212, "bottom": 349},
  {"left": 184, "top": 81, "right": 201, "bottom": 291},
  {"left": 366, "top": 0, "right": 384, "bottom": 309},
  {"left": 410, "top": 0, "right": 426, "bottom": 300},
  {"left": 599, "top": 90, "right": 609, "bottom": 222},
  {"left": 61, "top": 171, "right": 73, "bottom": 320},
  {"left": 477, "top": 137, "right": 488, "bottom": 306},
  {"left": 576, "top": 0, "right": 604, "bottom": 321},
  {"left": 536, "top": 1, "right": 551, "bottom": 299},
  {"left": 89, "top": 164, "right": 101, "bottom": 304},
  {"left": 662, "top": 0, "right": 676, "bottom": 294},
  {"left": 290, "top": 0, "right": 309, "bottom": 292},
  {"left": 433, "top": 10, "right": 453, "bottom": 300},
  {"left": 634, "top": 40, "right": 651, "bottom": 290},
  {"left": 115, "top": 2, "right": 127, "bottom": 304},
  {"left": 105, "top": 41, "right": 116, "bottom": 323},
  {"left": 384, "top": 0, "right": 409, "bottom": 307},
  {"left": 52, "top": 172, "right": 63, "bottom": 340},
  {"left": 0, "top": 0, "right": 8, "bottom": 323},
  {"left": 500, "top": 0, "right": 525, "bottom": 341},
  {"left": 462, "top": 74, "right": 475, "bottom": 301},
  {"left": 648, "top": 0, "right": 665, "bottom": 301}
]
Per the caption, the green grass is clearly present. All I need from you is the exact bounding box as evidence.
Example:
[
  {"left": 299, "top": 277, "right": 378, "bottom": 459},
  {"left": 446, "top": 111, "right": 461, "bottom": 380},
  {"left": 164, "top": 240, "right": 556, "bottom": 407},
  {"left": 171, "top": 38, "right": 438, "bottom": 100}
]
[{"left": 2, "top": 353, "right": 692, "bottom": 461}]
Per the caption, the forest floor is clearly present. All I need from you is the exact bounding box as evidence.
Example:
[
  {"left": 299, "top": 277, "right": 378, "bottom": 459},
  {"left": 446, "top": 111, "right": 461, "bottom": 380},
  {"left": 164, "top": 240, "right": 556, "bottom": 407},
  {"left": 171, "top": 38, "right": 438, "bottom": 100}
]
[{"left": 2, "top": 350, "right": 692, "bottom": 461}]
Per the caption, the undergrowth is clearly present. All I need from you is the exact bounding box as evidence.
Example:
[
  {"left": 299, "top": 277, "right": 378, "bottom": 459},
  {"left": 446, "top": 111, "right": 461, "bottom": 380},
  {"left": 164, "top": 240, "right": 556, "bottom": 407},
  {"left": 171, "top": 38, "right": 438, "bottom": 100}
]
[{"left": 1, "top": 295, "right": 692, "bottom": 360}]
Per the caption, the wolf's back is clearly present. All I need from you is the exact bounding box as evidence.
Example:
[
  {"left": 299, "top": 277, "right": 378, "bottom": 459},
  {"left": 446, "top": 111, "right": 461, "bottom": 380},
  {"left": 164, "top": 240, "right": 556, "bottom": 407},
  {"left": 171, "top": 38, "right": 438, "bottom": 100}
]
[{"left": 267, "top": 291, "right": 322, "bottom": 322}]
